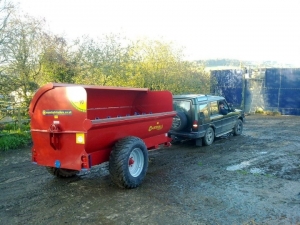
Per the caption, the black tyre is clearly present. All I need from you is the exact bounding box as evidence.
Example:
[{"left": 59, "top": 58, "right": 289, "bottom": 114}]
[
  {"left": 203, "top": 127, "right": 215, "bottom": 146},
  {"left": 109, "top": 136, "right": 148, "bottom": 189},
  {"left": 46, "top": 167, "right": 79, "bottom": 178},
  {"left": 233, "top": 119, "right": 243, "bottom": 136},
  {"left": 172, "top": 111, "right": 188, "bottom": 131}
]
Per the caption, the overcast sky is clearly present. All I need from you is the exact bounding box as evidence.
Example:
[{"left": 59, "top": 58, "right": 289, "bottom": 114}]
[{"left": 12, "top": 0, "right": 300, "bottom": 64}]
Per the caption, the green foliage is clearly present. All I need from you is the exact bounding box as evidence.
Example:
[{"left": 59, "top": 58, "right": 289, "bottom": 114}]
[
  {"left": 1, "top": 13, "right": 45, "bottom": 110},
  {"left": 39, "top": 36, "right": 76, "bottom": 84},
  {"left": 1, "top": 10, "right": 212, "bottom": 131},
  {"left": 0, "top": 132, "right": 31, "bottom": 151},
  {"left": 3, "top": 122, "right": 15, "bottom": 131},
  {"left": 67, "top": 35, "right": 212, "bottom": 94},
  {"left": 72, "top": 34, "right": 132, "bottom": 86}
]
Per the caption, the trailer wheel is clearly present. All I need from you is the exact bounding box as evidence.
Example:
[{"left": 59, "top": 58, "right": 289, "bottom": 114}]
[
  {"left": 46, "top": 167, "right": 79, "bottom": 178},
  {"left": 109, "top": 136, "right": 148, "bottom": 189}
]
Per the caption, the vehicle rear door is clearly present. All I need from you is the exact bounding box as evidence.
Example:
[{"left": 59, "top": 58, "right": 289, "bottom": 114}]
[{"left": 173, "top": 99, "right": 193, "bottom": 131}]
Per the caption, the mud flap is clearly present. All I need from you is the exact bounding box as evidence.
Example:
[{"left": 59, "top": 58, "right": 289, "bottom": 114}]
[{"left": 196, "top": 138, "right": 203, "bottom": 146}]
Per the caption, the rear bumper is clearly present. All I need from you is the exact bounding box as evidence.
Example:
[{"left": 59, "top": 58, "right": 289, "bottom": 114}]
[{"left": 168, "top": 130, "right": 206, "bottom": 140}]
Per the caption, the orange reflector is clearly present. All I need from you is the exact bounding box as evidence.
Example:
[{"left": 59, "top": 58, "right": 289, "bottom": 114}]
[{"left": 76, "top": 133, "right": 85, "bottom": 144}]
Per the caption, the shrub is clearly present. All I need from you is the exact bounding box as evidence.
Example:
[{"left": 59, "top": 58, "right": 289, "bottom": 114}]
[
  {"left": 3, "top": 123, "right": 16, "bottom": 131},
  {"left": 0, "top": 132, "right": 32, "bottom": 151}
]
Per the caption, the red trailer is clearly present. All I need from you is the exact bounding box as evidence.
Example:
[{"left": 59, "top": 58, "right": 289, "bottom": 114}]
[{"left": 29, "top": 83, "right": 176, "bottom": 188}]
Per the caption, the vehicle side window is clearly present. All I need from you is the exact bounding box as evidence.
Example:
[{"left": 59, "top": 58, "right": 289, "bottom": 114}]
[
  {"left": 199, "top": 103, "right": 208, "bottom": 117},
  {"left": 198, "top": 103, "right": 209, "bottom": 124},
  {"left": 210, "top": 101, "right": 219, "bottom": 115},
  {"left": 218, "top": 100, "right": 229, "bottom": 115}
]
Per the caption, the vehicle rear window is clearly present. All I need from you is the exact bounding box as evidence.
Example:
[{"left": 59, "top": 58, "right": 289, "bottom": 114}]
[{"left": 173, "top": 100, "right": 191, "bottom": 112}]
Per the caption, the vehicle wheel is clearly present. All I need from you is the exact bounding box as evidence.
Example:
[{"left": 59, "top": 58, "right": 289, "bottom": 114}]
[
  {"left": 172, "top": 111, "right": 188, "bottom": 131},
  {"left": 203, "top": 127, "right": 215, "bottom": 146},
  {"left": 109, "top": 136, "right": 148, "bottom": 189},
  {"left": 46, "top": 167, "right": 79, "bottom": 178},
  {"left": 233, "top": 119, "right": 243, "bottom": 136}
]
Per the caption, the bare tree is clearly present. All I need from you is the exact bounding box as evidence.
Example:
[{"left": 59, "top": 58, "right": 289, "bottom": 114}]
[
  {"left": 0, "top": 0, "right": 14, "bottom": 64},
  {"left": 39, "top": 34, "right": 76, "bottom": 84}
]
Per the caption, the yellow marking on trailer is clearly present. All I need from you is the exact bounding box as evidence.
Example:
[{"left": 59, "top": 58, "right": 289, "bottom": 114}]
[
  {"left": 148, "top": 122, "right": 163, "bottom": 131},
  {"left": 66, "top": 86, "right": 87, "bottom": 112}
]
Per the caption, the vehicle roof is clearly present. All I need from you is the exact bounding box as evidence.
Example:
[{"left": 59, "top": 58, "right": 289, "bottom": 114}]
[{"left": 172, "top": 94, "right": 225, "bottom": 102}]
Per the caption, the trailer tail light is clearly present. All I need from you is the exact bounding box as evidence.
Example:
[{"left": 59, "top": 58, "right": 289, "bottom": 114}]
[
  {"left": 32, "top": 149, "right": 37, "bottom": 163},
  {"left": 81, "top": 155, "right": 89, "bottom": 169}
]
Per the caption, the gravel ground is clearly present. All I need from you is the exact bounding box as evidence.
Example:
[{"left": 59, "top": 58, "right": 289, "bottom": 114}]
[{"left": 1, "top": 115, "right": 300, "bottom": 225}]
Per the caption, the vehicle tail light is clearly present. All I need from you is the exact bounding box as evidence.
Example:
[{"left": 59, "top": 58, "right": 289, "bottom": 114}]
[{"left": 192, "top": 120, "right": 198, "bottom": 131}]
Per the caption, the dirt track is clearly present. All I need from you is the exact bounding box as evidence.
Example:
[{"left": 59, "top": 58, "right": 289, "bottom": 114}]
[{"left": 1, "top": 115, "right": 300, "bottom": 225}]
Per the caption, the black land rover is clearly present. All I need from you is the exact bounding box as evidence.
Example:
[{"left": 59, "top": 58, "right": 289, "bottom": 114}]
[{"left": 168, "top": 94, "right": 245, "bottom": 146}]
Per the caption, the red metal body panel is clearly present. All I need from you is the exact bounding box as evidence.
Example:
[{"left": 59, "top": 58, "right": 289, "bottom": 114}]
[{"left": 30, "top": 83, "right": 176, "bottom": 171}]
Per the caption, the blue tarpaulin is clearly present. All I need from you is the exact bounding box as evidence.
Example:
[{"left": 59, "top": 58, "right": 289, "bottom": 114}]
[{"left": 211, "top": 68, "right": 300, "bottom": 115}]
